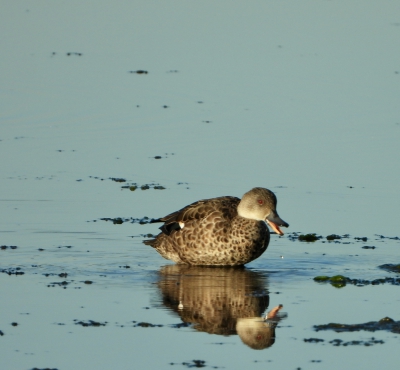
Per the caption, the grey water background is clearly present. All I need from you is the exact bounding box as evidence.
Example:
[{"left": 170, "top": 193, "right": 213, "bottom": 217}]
[{"left": 1, "top": 1, "right": 399, "bottom": 369}]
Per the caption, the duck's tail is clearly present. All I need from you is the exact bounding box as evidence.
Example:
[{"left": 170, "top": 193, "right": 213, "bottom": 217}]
[{"left": 143, "top": 238, "right": 156, "bottom": 248}]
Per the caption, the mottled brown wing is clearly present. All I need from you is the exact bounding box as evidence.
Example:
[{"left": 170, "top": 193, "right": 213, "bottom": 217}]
[{"left": 158, "top": 196, "right": 240, "bottom": 236}]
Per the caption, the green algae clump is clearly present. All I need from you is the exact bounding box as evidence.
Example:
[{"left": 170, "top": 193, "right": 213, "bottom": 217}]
[{"left": 298, "top": 234, "right": 320, "bottom": 242}]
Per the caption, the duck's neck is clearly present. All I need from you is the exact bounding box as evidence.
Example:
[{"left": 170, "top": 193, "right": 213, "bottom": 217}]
[{"left": 237, "top": 202, "right": 255, "bottom": 220}]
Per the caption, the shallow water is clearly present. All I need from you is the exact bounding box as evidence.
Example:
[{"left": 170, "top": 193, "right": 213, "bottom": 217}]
[{"left": 1, "top": 1, "right": 400, "bottom": 369}]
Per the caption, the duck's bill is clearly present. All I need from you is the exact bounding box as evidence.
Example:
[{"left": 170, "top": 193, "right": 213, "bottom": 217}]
[{"left": 266, "top": 213, "right": 289, "bottom": 236}]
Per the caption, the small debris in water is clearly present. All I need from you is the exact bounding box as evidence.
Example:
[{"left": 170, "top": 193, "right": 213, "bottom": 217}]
[
  {"left": 375, "top": 234, "right": 400, "bottom": 240},
  {"left": 129, "top": 70, "right": 148, "bottom": 74},
  {"left": 362, "top": 246, "right": 376, "bottom": 249},
  {"left": 99, "top": 216, "right": 156, "bottom": 225},
  {"left": 74, "top": 320, "right": 107, "bottom": 327},
  {"left": 304, "top": 338, "right": 324, "bottom": 343},
  {"left": 354, "top": 237, "right": 368, "bottom": 242},
  {"left": 11, "top": 322, "right": 18, "bottom": 327},
  {"left": 326, "top": 234, "right": 341, "bottom": 241},
  {"left": 329, "top": 338, "right": 384, "bottom": 346},
  {"left": 1, "top": 268, "right": 25, "bottom": 276},
  {"left": 134, "top": 322, "right": 163, "bottom": 328},
  {"left": 66, "top": 52, "right": 82, "bottom": 56},
  {"left": 1, "top": 245, "right": 18, "bottom": 250},
  {"left": 48, "top": 281, "right": 70, "bottom": 288},
  {"left": 169, "top": 360, "right": 207, "bottom": 368}
]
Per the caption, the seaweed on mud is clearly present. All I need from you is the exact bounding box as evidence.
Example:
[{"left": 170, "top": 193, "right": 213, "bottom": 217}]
[
  {"left": 313, "top": 274, "right": 400, "bottom": 287},
  {"left": 314, "top": 317, "right": 400, "bottom": 334}
]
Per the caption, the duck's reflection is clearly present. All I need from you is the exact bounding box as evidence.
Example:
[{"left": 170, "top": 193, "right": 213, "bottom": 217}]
[{"left": 157, "top": 265, "right": 287, "bottom": 349}]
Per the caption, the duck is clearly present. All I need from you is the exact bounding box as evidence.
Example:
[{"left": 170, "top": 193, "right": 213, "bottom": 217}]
[{"left": 143, "top": 187, "right": 289, "bottom": 266}]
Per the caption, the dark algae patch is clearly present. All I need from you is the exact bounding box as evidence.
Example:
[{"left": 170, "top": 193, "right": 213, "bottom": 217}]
[
  {"left": 326, "top": 234, "right": 341, "bottom": 241},
  {"left": 313, "top": 274, "right": 400, "bottom": 287},
  {"left": 379, "top": 264, "right": 400, "bottom": 273},
  {"left": 314, "top": 317, "right": 400, "bottom": 334},
  {"left": 298, "top": 233, "right": 321, "bottom": 242}
]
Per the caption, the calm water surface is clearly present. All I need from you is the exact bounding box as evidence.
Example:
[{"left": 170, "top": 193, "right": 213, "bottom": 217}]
[{"left": 1, "top": 1, "right": 399, "bottom": 369}]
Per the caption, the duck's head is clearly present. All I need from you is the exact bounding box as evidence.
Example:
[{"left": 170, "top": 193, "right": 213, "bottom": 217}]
[{"left": 237, "top": 187, "right": 289, "bottom": 235}]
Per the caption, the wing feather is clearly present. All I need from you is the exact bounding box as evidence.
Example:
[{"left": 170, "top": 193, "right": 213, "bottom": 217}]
[{"left": 156, "top": 196, "right": 240, "bottom": 235}]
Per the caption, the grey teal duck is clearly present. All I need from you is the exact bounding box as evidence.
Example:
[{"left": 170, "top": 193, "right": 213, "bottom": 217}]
[{"left": 144, "top": 187, "right": 289, "bottom": 266}]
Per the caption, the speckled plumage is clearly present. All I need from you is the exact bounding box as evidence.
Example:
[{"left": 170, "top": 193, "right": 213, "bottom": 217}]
[{"left": 144, "top": 187, "right": 288, "bottom": 266}]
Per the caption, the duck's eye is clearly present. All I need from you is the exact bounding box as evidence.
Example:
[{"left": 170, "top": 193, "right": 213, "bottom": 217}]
[{"left": 257, "top": 199, "right": 264, "bottom": 205}]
